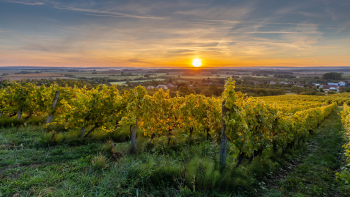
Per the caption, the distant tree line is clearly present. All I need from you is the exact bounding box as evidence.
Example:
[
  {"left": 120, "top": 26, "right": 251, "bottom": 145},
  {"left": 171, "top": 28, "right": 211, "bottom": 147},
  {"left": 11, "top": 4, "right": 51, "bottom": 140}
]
[
  {"left": 322, "top": 72, "right": 342, "bottom": 80},
  {"left": 0, "top": 78, "right": 95, "bottom": 89},
  {"left": 274, "top": 74, "right": 296, "bottom": 78}
]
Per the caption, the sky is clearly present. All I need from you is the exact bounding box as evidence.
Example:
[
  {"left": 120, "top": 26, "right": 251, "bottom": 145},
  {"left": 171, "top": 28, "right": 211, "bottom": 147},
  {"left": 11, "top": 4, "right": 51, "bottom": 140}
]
[{"left": 0, "top": 0, "right": 349, "bottom": 67}]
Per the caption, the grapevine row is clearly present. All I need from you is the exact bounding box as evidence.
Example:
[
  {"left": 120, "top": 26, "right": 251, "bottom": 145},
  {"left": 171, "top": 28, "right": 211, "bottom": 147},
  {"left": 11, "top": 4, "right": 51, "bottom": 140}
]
[{"left": 340, "top": 103, "right": 350, "bottom": 161}]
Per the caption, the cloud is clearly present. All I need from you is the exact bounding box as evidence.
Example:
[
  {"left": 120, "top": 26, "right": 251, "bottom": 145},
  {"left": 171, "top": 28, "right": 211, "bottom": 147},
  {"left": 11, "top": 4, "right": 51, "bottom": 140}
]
[
  {"left": 1, "top": 0, "right": 350, "bottom": 67},
  {"left": 337, "top": 20, "right": 350, "bottom": 33},
  {"left": 166, "top": 49, "right": 194, "bottom": 54},
  {"left": 128, "top": 58, "right": 147, "bottom": 63},
  {"left": 325, "top": 8, "right": 337, "bottom": 20},
  {"left": 24, "top": 43, "right": 68, "bottom": 52},
  {"left": 0, "top": 0, "right": 43, "bottom": 5},
  {"left": 230, "top": 31, "right": 316, "bottom": 34},
  {"left": 53, "top": 5, "right": 168, "bottom": 20}
]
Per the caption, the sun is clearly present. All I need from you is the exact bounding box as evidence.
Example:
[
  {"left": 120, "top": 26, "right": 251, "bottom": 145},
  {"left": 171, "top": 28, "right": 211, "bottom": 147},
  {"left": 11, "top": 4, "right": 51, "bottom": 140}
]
[{"left": 192, "top": 58, "right": 202, "bottom": 67}]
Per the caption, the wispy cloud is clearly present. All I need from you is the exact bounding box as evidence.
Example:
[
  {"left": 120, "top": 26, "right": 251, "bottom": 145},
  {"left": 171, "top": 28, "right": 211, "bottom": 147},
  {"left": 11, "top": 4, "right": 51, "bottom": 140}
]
[
  {"left": 230, "top": 31, "right": 317, "bottom": 34},
  {"left": 128, "top": 58, "right": 147, "bottom": 63},
  {"left": 1, "top": 0, "right": 43, "bottom": 5},
  {"left": 53, "top": 5, "right": 168, "bottom": 20},
  {"left": 337, "top": 20, "right": 350, "bottom": 33}
]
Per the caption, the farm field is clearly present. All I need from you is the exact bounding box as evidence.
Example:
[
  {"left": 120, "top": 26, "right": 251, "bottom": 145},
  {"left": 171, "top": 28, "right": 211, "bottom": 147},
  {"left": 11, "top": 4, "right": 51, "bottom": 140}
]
[
  {"left": 110, "top": 78, "right": 164, "bottom": 85},
  {"left": 2, "top": 68, "right": 350, "bottom": 94},
  {"left": 0, "top": 72, "right": 67, "bottom": 81},
  {"left": 167, "top": 75, "right": 229, "bottom": 79}
]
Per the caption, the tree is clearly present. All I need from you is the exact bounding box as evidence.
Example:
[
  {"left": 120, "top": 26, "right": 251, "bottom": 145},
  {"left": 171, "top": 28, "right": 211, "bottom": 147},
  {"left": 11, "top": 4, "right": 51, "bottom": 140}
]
[
  {"left": 176, "top": 82, "right": 188, "bottom": 89},
  {"left": 201, "top": 89, "right": 212, "bottom": 97},
  {"left": 178, "top": 86, "right": 195, "bottom": 96},
  {"left": 209, "top": 84, "right": 222, "bottom": 96},
  {"left": 209, "top": 84, "right": 218, "bottom": 92},
  {"left": 340, "top": 87, "right": 349, "bottom": 93},
  {"left": 322, "top": 72, "right": 342, "bottom": 80},
  {"left": 194, "top": 86, "right": 203, "bottom": 94},
  {"left": 291, "top": 86, "right": 304, "bottom": 94},
  {"left": 126, "top": 79, "right": 131, "bottom": 87}
]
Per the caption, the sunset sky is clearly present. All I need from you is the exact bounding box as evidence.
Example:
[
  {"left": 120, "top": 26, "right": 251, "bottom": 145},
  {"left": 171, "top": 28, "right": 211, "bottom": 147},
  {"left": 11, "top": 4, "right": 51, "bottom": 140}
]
[{"left": 0, "top": 0, "right": 349, "bottom": 67}]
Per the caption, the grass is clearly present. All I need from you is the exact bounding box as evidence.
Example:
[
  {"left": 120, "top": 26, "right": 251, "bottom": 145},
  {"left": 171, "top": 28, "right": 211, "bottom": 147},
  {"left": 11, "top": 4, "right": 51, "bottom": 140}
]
[{"left": 0, "top": 108, "right": 347, "bottom": 196}]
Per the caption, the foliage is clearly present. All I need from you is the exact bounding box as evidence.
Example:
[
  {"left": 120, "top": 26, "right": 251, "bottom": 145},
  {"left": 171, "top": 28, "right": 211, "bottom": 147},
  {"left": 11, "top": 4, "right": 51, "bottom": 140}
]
[
  {"left": 0, "top": 80, "right": 347, "bottom": 161},
  {"left": 340, "top": 103, "right": 350, "bottom": 161},
  {"left": 235, "top": 87, "right": 285, "bottom": 96},
  {"left": 0, "top": 99, "right": 348, "bottom": 196},
  {"left": 322, "top": 72, "right": 342, "bottom": 80},
  {"left": 55, "top": 85, "right": 122, "bottom": 137}
]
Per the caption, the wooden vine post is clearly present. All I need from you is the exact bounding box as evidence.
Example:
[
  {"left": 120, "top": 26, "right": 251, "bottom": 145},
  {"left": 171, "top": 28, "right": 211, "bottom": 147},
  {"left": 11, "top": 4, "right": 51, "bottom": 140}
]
[
  {"left": 80, "top": 127, "right": 86, "bottom": 139},
  {"left": 130, "top": 119, "right": 138, "bottom": 154},
  {"left": 219, "top": 100, "right": 228, "bottom": 167},
  {"left": 125, "top": 86, "right": 147, "bottom": 154},
  {"left": 17, "top": 90, "right": 29, "bottom": 121},
  {"left": 17, "top": 109, "right": 22, "bottom": 120},
  {"left": 46, "top": 91, "right": 60, "bottom": 124}
]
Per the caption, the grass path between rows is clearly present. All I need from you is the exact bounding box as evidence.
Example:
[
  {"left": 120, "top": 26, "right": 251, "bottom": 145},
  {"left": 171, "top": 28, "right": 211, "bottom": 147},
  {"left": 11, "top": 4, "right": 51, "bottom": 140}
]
[{"left": 265, "top": 107, "right": 346, "bottom": 197}]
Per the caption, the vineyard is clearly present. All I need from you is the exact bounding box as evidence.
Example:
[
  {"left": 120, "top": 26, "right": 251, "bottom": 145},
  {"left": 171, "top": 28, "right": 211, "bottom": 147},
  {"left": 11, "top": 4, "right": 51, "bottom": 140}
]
[
  {"left": 341, "top": 103, "right": 350, "bottom": 159},
  {"left": 338, "top": 102, "right": 350, "bottom": 192},
  {"left": 1, "top": 79, "right": 350, "bottom": 196},
  {"left": 0, "top": 79, "right": 344, "bottom": 162}
]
